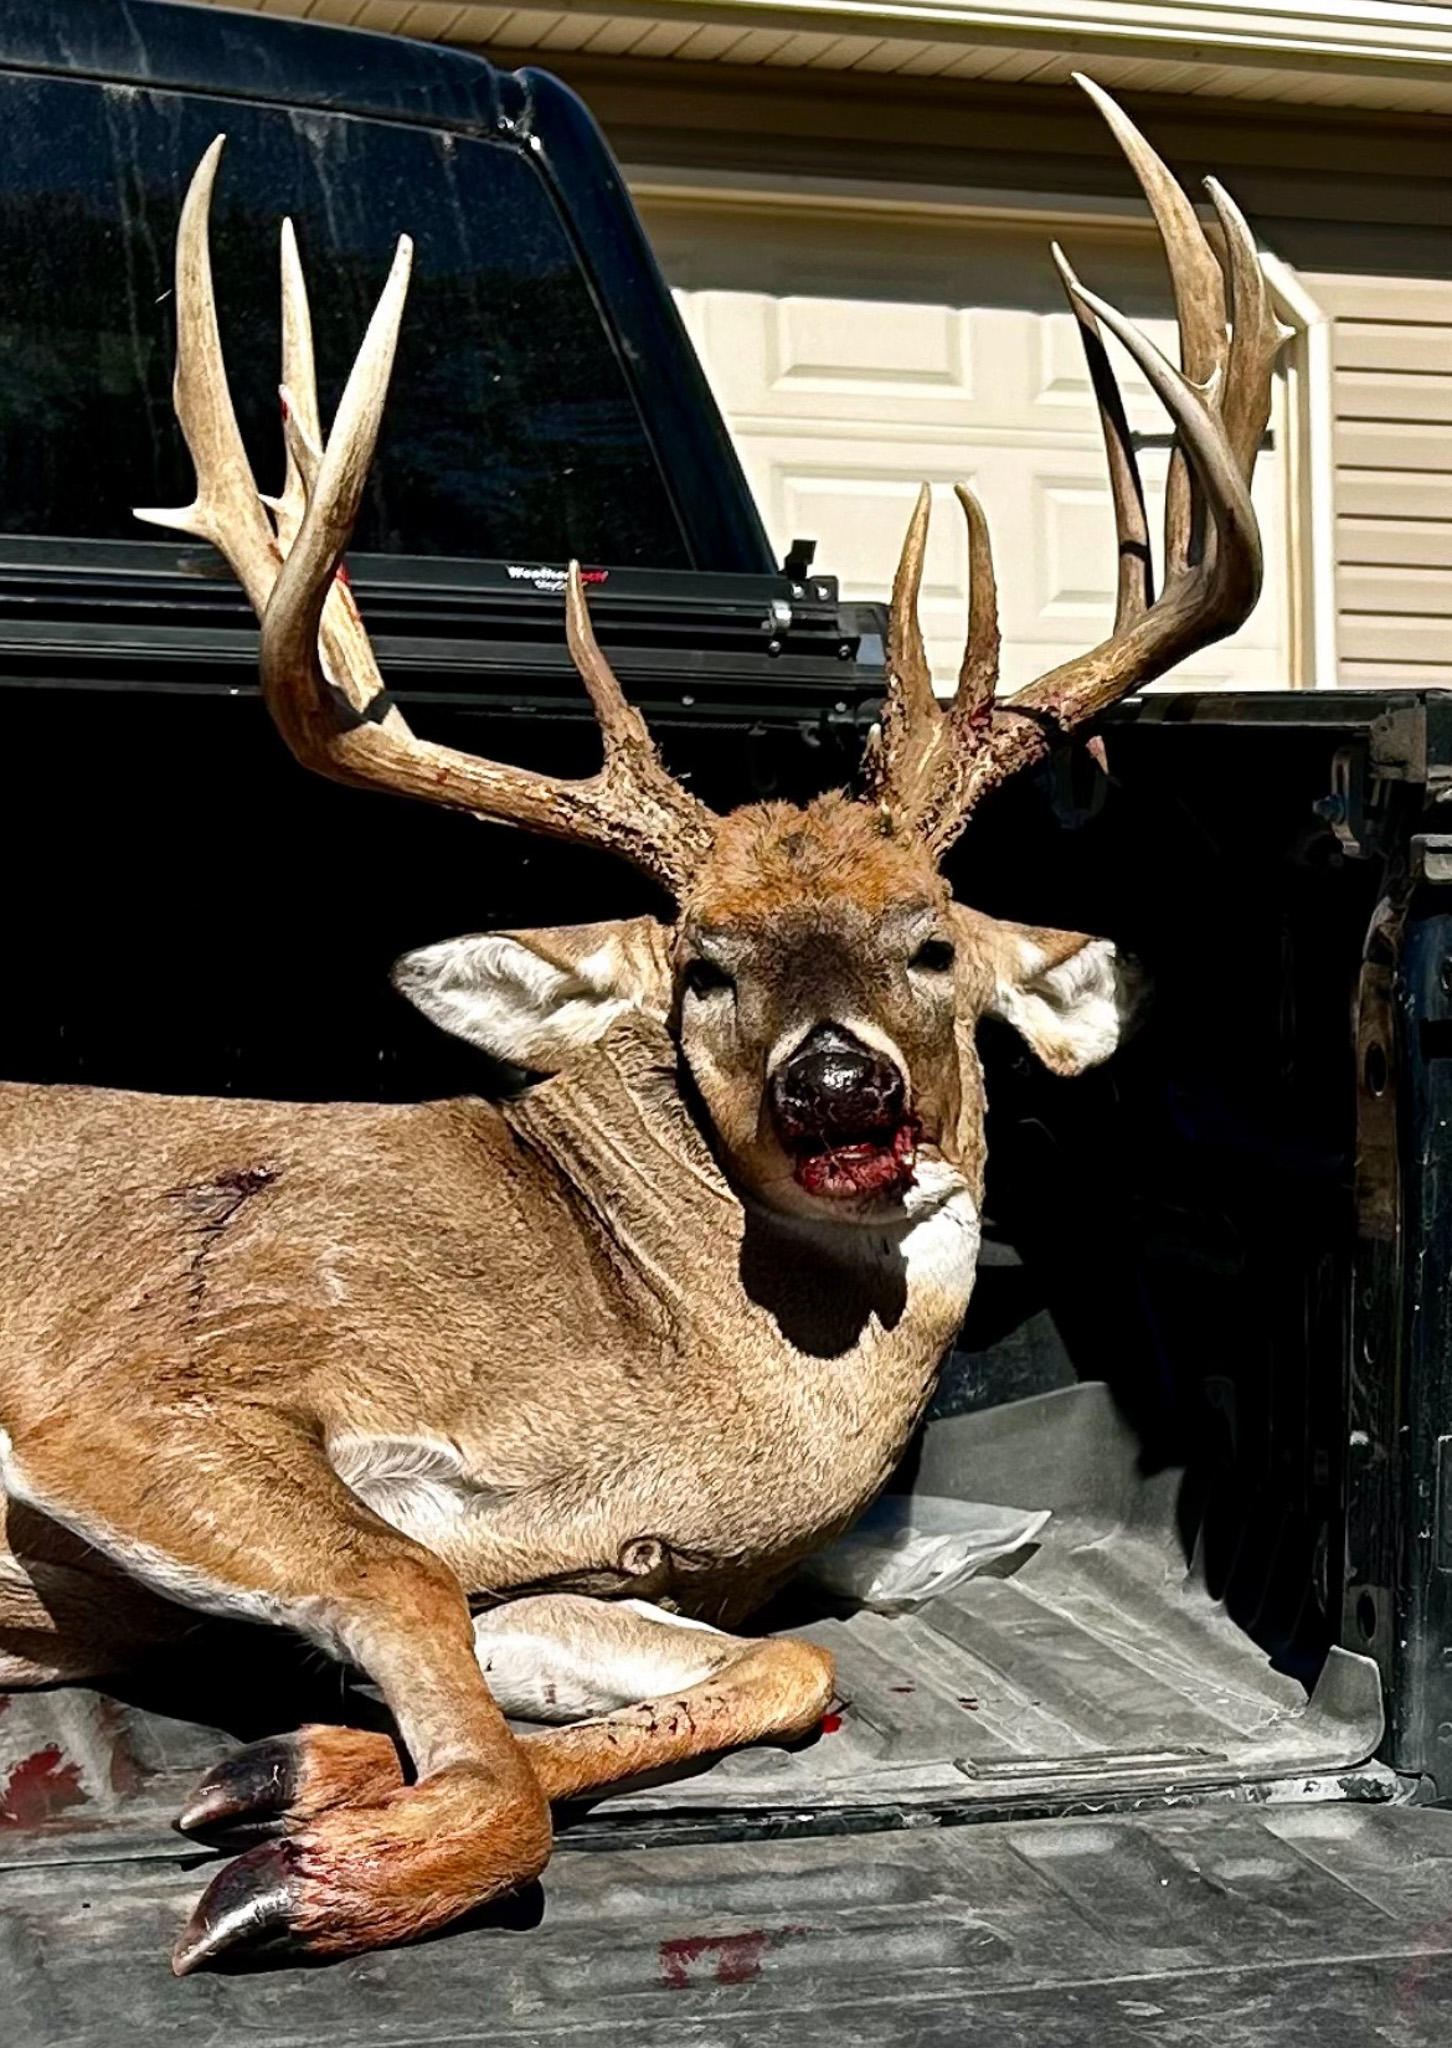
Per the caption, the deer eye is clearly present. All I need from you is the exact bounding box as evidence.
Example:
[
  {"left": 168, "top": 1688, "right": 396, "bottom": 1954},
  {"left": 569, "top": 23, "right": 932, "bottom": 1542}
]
[
  {"left": 909, "top": 938, "right": 956, "bottom": 975},
  {"left": 683, "top": 956, "right": 734, "bottom": 998}
]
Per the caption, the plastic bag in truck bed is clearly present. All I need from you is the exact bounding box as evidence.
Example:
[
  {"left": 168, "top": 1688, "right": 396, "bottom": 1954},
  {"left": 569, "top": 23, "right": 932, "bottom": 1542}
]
[{"left": 801, "top": 1494, "right": 1051, "bottom": 1609}]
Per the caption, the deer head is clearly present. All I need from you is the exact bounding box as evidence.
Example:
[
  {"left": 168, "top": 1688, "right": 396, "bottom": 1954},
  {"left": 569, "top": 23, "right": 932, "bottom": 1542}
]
[{"left": 139, "top": 79, "right": 1285, "bottom": 1230}]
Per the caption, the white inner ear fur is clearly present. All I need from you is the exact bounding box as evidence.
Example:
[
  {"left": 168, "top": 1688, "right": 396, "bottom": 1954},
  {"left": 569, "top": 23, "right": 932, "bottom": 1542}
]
[
  {"left": 993, "top": 936, "right": 1130, "bottom": 1077},
  {"left": 392, "top": 920, "right": 668, "bottom": 1072}
]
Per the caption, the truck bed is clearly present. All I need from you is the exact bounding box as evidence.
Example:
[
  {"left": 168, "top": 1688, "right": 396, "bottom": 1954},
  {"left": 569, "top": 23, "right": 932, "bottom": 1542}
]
[{"left": 1, "top": 1381, "right": 1410, "bottom": 2043}]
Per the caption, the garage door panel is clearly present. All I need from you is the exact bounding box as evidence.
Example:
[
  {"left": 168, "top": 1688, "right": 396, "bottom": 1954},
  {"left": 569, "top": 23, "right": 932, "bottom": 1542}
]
[
  {"left": 680, "top": 282, "right": 1290, "bottom": 690},
  {"left": 748, "top": 429, "right": 1285, "bottom": 687},
  {"left": 771, "top": 298, "right": 973, "bottom": 403},
  {"left": 761, "top": 449, "right": 1103, "bottom": 677},
  {"left": 1033, "top": 469, "right": 1129, "bottom": 623},
  {"left": 683, "top": 293, "right": 975, "bottom": 427},
  {"left": 1030, "top": 450, "right": 1284, "bottom": 650}
]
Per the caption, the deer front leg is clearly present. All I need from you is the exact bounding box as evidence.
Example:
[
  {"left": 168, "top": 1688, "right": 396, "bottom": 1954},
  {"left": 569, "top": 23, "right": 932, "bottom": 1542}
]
[
  {"left": 0, "top": 1411, "right": 549, "bottom": 1971},
  {"left": 180, "top": 1594, "right": 835, "bottom": 1837},
  {"left": 495, "top": 1597, "right": 836, "bottom": 1802}
]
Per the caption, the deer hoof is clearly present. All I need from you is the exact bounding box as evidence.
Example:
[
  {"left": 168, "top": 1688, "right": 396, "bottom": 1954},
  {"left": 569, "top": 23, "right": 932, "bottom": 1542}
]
[
  {"left": 177, "top": 1738, "right": 299, "bottom": 1844},
  {"left": 176, "top": 1726, "right": 401, "bottom": 1844},
  {"left": 171, "top": 1841, "right": 303, "bottom": 1974}
]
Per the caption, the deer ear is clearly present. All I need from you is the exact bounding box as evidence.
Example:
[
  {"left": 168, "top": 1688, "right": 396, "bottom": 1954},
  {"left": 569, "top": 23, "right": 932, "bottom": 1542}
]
[
  {"left": 392, "top": 916, "right": 672, "bottom": 1073},
  {"left": 951, "top": 906, "right": 1131, "bottom": 1077}
]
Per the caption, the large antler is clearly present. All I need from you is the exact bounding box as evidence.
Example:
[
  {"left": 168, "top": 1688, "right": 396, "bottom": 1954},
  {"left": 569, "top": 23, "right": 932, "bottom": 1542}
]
[
  {"left": 866, "top": 75, "right": 1292, "bottom": 856},
  {"left": 137, "top": 139, "right": 717, "bottom": 898}
]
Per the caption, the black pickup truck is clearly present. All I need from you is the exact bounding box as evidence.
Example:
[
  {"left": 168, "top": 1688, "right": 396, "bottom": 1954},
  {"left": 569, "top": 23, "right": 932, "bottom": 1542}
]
[{"left": 3, "top": 5, "right": 1451, "bottom": 2043}]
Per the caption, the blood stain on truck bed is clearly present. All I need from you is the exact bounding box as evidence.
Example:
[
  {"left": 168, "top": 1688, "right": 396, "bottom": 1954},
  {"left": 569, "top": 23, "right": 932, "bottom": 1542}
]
[{"left": 1, "top": 1745, "right": 86, "bottom": 1828}]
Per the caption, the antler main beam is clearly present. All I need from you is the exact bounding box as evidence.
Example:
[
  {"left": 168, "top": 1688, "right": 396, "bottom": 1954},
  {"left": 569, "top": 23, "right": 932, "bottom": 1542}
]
[
  {"left": 866, "top": 75, "right": 1291, "bottom": 856},
  {"left": 138, "top": 138, "right": 716, "bottom": 898}
]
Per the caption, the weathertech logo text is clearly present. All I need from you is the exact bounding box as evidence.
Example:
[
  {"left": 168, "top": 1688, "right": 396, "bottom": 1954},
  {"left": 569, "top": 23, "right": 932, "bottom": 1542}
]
[{"left": 506, "top": 564, "right": 609, "bottom": 593}]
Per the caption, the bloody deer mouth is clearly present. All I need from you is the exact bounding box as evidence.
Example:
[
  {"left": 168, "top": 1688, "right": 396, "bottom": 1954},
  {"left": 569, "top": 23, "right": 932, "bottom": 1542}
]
[
  {"left": 769, "top": 1029, "right": 919, "bottom": 1201},
  {"left": 789, "top": 1121, "right": 920, "bottom": 1200}
]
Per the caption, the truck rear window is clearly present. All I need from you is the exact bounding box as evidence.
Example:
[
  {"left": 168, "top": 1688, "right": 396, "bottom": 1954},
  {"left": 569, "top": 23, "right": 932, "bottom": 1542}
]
[{"left": 0, "top": 73, "right": 691, "bottom": 569}]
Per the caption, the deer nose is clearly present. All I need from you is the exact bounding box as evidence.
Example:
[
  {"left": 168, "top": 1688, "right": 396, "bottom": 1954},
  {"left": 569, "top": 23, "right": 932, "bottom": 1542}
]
[{"left": 770, "top": 1025, "right": 905, "bottom": 1143}]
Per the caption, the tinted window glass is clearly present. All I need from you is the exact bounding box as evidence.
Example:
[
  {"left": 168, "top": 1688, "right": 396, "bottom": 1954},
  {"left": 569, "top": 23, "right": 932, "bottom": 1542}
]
[{"left": 0, "top": 74, "right": 691, "bottom": 567}]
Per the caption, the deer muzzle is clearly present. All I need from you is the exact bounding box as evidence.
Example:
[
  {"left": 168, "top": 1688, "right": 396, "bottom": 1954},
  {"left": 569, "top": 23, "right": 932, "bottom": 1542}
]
[{"left": 769, "top": 1025, "right": 917, "bottom": 1201}]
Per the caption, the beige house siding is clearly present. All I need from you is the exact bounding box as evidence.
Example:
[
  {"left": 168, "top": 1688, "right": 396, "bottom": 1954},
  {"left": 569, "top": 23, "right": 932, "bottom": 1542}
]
[
  {"left": 235, "top": 3, "right": 1452, "bottom": 116},
  {"left": 1304, "top": 276, "right": 1452, "bottom": 685}
]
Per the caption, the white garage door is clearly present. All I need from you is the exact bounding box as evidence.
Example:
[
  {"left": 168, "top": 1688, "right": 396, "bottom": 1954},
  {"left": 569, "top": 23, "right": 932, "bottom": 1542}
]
[{"left": 672, "top": 279, "right": 1290, "bottom": 694}]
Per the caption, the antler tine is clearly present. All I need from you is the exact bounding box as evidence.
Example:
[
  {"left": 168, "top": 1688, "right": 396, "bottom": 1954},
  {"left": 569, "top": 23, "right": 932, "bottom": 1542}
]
[
  {"left": 860, "top": 80, "right": 1286, "bottom": 859},
  {"left": 869, "top": 486, "right": 937, "bottom": 810},
  {"left": 1075, "top": 73, "right": 1225, "bottom": 580},
  {"left": 134, "top": 136, "right": 279, "bottom": 611},
  {"left": 886, "top": 483, "right": 936, "bottom": 722},
  {"left": 273, "top": 217, "right": 406, "bottom": 732},
  {"left": 869, "top": 483, "right": 949, "bottom": 820},
  {"left": 1058, "top": 273, "right": 1154, "bottom": 631},
  {"left": 1051, "top": 251, "right": 1258, "bottom": 609},
  {"left": 1206, "top": 174, "right": 1296, "bottom": 473},
  {"left": 273, "top": 218, "right": 322, "bottom": 549},
  {"left": 867, "top": 481, "right": 1002, "bottom": 834},
  {"left": 258, "top": 229, "right": 415, "bottom": 765},
  {"left": 950, "top": 484, "right": 999, "bottom": 727},
  {"left": 1073, "top": 75, "right": 1224, "bottom": 387},
  {"left": 565, "top": 564, "right": 658, "bottom": 759}
]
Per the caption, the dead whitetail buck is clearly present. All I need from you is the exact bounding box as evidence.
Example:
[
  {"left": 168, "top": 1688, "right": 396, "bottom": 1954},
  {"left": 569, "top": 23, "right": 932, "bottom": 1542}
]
[{"left": 0, "top": 77, "right": 1285, "bottom": 1971}]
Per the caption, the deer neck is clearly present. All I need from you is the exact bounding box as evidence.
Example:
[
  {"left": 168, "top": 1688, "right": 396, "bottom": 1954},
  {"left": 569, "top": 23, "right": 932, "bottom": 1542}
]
[{"left": 500, "top": 1013, "right": 979, "bottom": 1390}]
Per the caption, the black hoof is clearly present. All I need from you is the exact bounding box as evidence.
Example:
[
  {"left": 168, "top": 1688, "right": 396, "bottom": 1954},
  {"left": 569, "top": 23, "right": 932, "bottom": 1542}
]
[
  {"left": 176, "top": 1736, "right": 301, "bottom": 1846},
  {"left": 172, "top": 1841, "right": 304, "bottom": 1974}
]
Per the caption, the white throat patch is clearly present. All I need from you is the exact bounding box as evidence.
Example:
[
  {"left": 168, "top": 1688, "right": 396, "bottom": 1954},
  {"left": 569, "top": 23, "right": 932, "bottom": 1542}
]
[{"left": 764, "top": 1160, "right": 981, "bottom": 1303}]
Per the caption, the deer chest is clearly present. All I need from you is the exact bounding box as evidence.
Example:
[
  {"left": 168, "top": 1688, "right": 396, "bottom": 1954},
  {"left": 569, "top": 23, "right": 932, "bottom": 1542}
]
[
  {"left": 328, "top": 1190, "right": 975, "bottom": 1616},
  {"left": 329, "top": 1366, "right": 931, "bottom": 1607}
]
